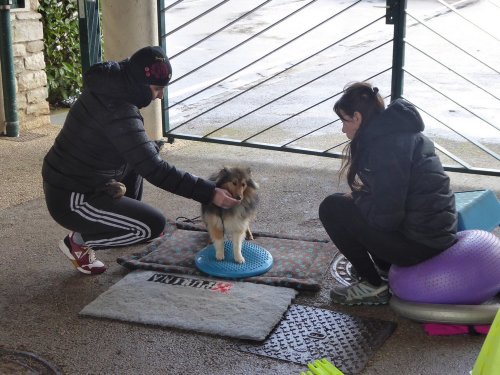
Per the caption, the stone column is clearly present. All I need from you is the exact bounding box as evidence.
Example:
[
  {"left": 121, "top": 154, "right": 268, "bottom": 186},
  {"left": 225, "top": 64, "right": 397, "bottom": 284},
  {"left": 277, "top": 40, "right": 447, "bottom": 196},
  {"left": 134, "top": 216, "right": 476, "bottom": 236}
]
[
  {"left": 100, "top": 0, "right": 162, "bottom": 140},
  {"left": 0, "top": 6, "right": 50, "bottom": 133}
]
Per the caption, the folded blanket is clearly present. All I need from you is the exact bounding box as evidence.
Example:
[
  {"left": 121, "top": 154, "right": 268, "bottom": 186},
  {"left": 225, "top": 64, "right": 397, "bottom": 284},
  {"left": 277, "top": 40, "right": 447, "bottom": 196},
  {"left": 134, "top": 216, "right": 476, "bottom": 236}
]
[{"left": 117, "top": 221, "right": 336, "bottom": 291}]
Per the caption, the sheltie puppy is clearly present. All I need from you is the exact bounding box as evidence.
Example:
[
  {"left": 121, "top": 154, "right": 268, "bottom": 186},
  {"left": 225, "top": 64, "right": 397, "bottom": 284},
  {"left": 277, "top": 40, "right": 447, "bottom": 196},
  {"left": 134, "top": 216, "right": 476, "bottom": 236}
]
[{"left": 201, "top": 166, "right": 259, "bottom": 264}]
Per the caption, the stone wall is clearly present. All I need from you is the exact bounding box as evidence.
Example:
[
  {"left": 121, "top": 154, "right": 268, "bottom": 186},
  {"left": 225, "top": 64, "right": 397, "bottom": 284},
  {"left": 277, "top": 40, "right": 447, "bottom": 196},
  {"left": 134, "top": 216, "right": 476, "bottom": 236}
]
[{"left": 1, "top": 0, "right": 50, "bottom": 133}]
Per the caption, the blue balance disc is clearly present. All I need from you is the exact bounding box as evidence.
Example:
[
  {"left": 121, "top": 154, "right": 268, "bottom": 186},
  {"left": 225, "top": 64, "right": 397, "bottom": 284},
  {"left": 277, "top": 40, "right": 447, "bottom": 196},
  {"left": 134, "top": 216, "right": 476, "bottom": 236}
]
[{"left": 195, "top": 240, "right": 273, "bottom": 279}]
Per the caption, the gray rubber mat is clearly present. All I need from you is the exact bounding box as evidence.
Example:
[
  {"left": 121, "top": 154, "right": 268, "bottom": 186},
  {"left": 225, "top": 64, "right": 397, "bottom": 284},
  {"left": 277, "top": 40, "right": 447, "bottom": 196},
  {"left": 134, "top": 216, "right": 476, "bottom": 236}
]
[{"left": 237, "top": 304, "right": 396, "bottom": 375}]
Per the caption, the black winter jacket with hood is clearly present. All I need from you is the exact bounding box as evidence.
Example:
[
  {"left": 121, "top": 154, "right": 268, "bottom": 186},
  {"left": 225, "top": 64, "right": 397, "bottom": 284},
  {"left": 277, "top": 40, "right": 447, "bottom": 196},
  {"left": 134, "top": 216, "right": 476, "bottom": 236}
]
[
  {"left": 351, "top": 99, "right": 457, "bottom": 250},
  {"left": 42, "top": 59, "right": 215, "bottom": 204}
]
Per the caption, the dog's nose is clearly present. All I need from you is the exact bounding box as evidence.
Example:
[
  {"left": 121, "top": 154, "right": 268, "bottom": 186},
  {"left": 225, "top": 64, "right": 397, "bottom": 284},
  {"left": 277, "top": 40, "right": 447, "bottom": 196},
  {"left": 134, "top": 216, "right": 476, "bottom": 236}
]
[{"left": 235, "top": 195, "right": 242, "bottom": 200}]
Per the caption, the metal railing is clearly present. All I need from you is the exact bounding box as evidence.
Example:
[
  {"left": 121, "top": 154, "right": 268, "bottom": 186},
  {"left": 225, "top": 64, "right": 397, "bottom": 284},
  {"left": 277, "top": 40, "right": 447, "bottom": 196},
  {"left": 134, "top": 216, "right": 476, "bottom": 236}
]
[
  {"left": 158, "top": 0, "right": 499, "bottom": 176},
  {"left": 400, "top": 0, "right": 500, "bottom": 176},
  {"left": 78, "top": 0, "right": 102, "bottom": 73}
]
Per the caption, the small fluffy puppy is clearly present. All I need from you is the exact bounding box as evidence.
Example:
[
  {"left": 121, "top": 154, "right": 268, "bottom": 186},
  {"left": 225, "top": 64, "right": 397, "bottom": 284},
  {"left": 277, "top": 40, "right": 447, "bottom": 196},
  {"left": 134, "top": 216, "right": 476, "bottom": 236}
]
[{"left": 201, "top": 166, "right": 259, "bottom": 264}]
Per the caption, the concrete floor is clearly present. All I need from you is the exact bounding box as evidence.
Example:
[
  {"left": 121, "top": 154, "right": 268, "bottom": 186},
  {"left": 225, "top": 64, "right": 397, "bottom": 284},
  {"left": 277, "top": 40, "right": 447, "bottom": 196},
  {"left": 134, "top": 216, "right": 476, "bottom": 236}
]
[{"left": 0, "top": 118, "right": 498, "bottom": 375}]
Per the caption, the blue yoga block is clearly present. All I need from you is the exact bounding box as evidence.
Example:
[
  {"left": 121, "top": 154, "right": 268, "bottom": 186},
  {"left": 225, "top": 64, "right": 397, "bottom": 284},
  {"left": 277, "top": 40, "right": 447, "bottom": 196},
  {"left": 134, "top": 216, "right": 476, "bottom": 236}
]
[
  {"left": 455, "top": 190, "right": 500, "bottom": 232},
  {"left": 195, "top": 240, "right": 273, "bottom": 279}
]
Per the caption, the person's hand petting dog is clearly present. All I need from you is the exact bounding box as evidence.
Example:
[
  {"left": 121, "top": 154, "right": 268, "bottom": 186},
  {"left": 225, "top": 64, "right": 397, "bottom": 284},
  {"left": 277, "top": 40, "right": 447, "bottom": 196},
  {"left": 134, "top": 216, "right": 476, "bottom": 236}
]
[{"left": 212, "top": 187, "right": 241, "bottom": 209}]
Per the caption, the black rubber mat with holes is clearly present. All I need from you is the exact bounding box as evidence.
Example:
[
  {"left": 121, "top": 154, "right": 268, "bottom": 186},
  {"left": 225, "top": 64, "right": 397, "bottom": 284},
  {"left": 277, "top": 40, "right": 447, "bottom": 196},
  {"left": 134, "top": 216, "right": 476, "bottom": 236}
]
[{"left": 237, "top": 304, "right": 396, "bottom": 375}]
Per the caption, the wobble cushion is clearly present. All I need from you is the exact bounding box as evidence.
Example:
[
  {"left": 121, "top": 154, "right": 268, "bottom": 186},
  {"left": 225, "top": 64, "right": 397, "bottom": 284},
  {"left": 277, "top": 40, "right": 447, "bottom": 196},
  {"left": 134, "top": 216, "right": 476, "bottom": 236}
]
[
  {"left": 195, "top": 240, "right": 273, "bottom": 279},
  {"left": 389, "top": 230, "right": 500, "bottom": 304}
]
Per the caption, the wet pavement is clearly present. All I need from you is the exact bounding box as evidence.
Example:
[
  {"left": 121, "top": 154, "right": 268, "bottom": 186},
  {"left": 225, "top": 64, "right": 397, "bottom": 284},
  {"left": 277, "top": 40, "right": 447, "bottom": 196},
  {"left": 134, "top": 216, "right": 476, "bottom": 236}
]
[
  {"left": 1, "top": 0, "right": 499, "bottom": 373},
  {"left": 0, "top": 116, "right": 498, "bottom": 374}
]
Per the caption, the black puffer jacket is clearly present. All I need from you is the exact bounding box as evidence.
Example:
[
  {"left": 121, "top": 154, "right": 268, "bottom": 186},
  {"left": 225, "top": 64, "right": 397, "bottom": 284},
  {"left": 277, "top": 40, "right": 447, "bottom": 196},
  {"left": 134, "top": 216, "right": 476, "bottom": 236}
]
[
  {"left": 352, "top": 99, "right": 457, "bottom": 249},
  {"left": 42, "top": 60, "right": 215, "bottom": 204}
]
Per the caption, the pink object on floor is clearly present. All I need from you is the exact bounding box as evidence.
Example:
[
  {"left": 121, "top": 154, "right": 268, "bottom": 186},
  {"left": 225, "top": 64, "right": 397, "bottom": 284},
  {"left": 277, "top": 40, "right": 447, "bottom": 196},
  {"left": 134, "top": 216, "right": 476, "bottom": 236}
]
[
  {"left": 423, "top": 323, "right": 468, "bottom": 335},
  {"left": 473, "top": 325, "right": 490, "bottom": 335},
  {"left": 423, "top": 323, "right": 490, "bottom": 336}
]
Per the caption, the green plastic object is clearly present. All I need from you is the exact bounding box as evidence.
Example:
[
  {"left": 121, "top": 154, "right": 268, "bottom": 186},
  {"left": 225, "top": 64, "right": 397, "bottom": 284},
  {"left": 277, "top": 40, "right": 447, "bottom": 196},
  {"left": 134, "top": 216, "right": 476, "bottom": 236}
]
[
  {"left": 300, "top": 359, "right": 344, "bottom": 375},
  {"left": 472, "top": 308, "right": 500, "bottom": 375}
]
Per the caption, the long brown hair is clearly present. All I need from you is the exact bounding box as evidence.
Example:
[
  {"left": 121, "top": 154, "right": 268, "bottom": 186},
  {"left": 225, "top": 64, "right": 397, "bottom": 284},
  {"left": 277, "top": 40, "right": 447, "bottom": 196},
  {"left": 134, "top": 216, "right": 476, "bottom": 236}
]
[{"left": 334, "top": 82, "right": 385, "bottom": 190}]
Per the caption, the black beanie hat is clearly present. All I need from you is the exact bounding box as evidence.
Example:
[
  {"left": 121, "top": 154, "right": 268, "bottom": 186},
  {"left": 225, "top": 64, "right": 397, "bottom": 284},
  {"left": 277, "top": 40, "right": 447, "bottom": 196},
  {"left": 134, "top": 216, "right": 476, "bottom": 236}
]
[{"left": 128, "top": 46, "right": 172, "bottom": 86}]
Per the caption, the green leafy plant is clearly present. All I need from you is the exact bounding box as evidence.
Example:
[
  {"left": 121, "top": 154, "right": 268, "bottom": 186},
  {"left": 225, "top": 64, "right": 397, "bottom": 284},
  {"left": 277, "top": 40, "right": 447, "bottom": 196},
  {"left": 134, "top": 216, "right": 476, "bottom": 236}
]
[{"left": 38, "top": 0, "right": 82, "bottom": 107}]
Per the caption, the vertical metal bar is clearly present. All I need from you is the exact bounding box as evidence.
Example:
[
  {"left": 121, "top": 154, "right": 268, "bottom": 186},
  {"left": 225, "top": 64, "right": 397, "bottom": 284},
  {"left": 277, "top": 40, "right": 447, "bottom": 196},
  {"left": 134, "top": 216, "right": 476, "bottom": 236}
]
[
  {"left": 78, "top": 0, "right": 101, "bottom": 74},
  {"left": 0, "top": 0, "right": 19, "bottom": 137},
  {"left": 158, "top": 0, "right": 170, "bottom": 135},
  {"left": 78, "top": 0, "right": 91, "bottom": 73},
  {"left": 87, "top": 1, "right": 101, "bottom": 66},
  {"left": 387, "top": 0, "right": 407, "bottom": 101}
]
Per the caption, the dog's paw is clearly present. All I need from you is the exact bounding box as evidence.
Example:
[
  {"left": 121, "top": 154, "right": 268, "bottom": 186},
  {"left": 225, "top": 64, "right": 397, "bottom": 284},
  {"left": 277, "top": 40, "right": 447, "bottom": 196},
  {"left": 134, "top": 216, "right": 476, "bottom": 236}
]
[
  {"left": 245, "top": 229, "right": 254, "bottom": 241},
  {"left": 215, "top": 251, "right": 225, "bottom": 261},
  {"left": 234, "top": 255, "right": 245, "bottom": 264}
]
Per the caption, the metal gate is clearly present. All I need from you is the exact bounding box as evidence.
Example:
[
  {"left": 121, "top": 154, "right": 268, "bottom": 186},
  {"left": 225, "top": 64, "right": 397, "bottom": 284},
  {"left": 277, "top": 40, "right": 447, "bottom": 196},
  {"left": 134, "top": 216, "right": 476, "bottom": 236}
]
[
  {"left": 157, "top": 0, "right": 500, "bottom": 176},
  {"left": 78, "top": 0, "right": 102, "bottom": 73}
]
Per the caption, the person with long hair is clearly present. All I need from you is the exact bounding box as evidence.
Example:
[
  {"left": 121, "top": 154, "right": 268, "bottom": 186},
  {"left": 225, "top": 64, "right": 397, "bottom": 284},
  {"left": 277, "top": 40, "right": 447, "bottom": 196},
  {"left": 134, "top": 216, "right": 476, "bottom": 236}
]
[{"left": 319, "top": 82, "right": 457, "bottom": 305}]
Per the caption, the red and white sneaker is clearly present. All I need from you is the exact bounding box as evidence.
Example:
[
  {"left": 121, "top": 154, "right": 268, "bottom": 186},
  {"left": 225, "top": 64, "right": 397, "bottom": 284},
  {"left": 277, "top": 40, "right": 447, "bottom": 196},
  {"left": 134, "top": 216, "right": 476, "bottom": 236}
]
[{"left": 58, "top": 233, "right": 107, "bottom": 275}]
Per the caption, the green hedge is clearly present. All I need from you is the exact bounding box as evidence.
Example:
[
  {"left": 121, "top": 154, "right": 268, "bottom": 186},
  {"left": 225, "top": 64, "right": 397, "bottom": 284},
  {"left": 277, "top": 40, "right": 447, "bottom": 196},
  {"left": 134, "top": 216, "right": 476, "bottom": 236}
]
[{"left": 38, "top": 0, "right": 82, "bottom": 107}]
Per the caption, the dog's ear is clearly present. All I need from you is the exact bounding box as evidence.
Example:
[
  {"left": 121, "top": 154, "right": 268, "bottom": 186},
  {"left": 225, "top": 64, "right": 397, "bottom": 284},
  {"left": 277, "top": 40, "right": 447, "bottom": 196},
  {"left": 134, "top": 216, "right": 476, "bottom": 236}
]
[
  {"left": 248, "top": 175, "right": 259, "bottom": 190},
  {"left": 215, "top": 167, "right": 230, "bottom": 186},
  {"left": 243, "top": 167, "right": 258, "bottom": 189},
  {"left": 221, "top": 166, "right": 231, "bottom": 179},
  {"left": 248, "top": 178, "right": 259, "bottom": 189}
]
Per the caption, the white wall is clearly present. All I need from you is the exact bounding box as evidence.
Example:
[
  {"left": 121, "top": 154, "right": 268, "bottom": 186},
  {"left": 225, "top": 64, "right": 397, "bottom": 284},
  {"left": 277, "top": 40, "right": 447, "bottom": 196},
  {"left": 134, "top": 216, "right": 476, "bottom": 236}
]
[{"left": 100, "top": 0, "right": 162, "bottom": 140}]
